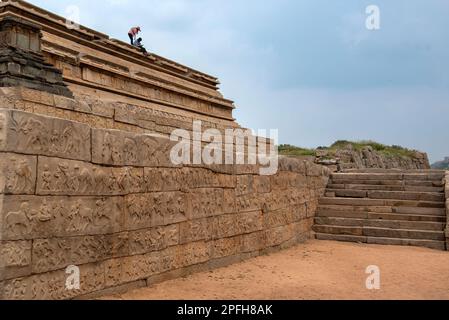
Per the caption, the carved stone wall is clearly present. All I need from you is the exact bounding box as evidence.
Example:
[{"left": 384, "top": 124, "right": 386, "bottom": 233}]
[
  {"left": 0, "top": 0, "right": 329, "bottom": 300},
  {"left": 0, "top": 106, "right": 330, "bottom": 300},
  {"left": 0, "top": 0, "right": 235, "bottom": 122}
]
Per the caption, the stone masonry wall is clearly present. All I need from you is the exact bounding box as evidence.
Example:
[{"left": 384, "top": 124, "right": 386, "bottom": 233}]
[{"left": 0, "top": 106, "right": 329, "bottom": 300}]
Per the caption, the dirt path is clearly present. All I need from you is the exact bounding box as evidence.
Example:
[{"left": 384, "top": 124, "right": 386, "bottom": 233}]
[{"left": 103, "top": 240, "right": 449, "bottom": 300}]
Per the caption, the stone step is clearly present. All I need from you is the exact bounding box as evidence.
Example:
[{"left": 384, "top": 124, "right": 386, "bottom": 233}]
[
  {"left": 314, "top": 217, "right": 445, "bottom": 231},
  {"left": 314, "top": 170, "right": 448, "bottom": 251},
  {"left": 406, "top": 180, "right": 445, "bottom": 188},
  {"left": 328, "top": 184, "right": 444, "bottom": 193},
  {"left": 366, "top": 237, "right": 446, "bottom": 251},
  {"left": 331, "top": 173, "right": 403, "bottom": 181},
  {"left": 330, "top": 179, "right": 444, "bottom": 188},
  {"left": 316, "top": 209, "right": 446, "bottom": 223},
  {"left": 313, "top": 225, "right": 445, "bottom": 241},
  {"left": 368, "top": 212, "right": 446, "bottom": 223},
  {"left": 340, "top": 169, "right": 446, "bottom": 174},
  {"left": 315, "top": 233, "right": 446, "bottom": 251},
  {"left": 315, "top": 233, "right": 366, "bottom": 244},
  {"left": 331, "top": 172, "right": 445, "bottom": 181},
  {"left": 319, "top": 197, "right": 445, "bottom": 208},
  {"left": 318, "top": 204, "right": 446, "bottom": 216},
  {"left": 367, "top": 191, "right": 445, "bottom": 202},
  {"left": 364, "top": 227, "right": 445, "bottom": 241},
  {"left": 313, "top": 225, "right": 363, "bottom": 236},
  {"left": 326, "top": 190, "right": 445, "bottom": 202}
]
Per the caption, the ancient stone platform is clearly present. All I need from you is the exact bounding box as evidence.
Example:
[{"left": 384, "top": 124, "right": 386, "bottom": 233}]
[{"left": 0, "top": 1, "right": 332, "bottom": 300}]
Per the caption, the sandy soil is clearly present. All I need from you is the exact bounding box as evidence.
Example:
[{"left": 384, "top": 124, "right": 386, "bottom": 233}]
[{"left": 104, "top": 240, "right": 449, "bottom": 300}]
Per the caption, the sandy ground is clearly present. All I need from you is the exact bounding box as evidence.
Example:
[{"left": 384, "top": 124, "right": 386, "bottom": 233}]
[{"left": 104, "top": 240, "right": 449, "bottom": 300}]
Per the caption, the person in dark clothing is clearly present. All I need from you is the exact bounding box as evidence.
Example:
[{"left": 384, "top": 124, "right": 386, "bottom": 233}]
[{"left": 134, "top": 37, "right": 148, "bottom": 56}]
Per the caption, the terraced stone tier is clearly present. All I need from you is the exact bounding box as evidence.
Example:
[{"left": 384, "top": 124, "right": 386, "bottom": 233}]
[{"left": 314, "top": 170, "right": 448, "bottom": 251}]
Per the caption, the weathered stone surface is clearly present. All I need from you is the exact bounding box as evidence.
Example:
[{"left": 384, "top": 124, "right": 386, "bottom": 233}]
[
  {"left": 316, "top": 145, "right": 431, "bottom": 172},
  {"left": 36, "top": 156, "right": 144, "bottom": 196},
  {"left": 0, "top": 110, "right": 91, "bottom": 161},
  {"left": 213, "top": 211, "right": 263, "bottom": 239},
  {"left": 0, "top": 153, "right": 36, "bottom": 195},
  {"left": 92, "top": 128, "right": 176, "bottom": 167},
  {"left": 129, "top": 225, "right": 179, "bottom": 255},
  {"left": 0, "top": 240, "right": 32, "bottom": 280},
  {"left": 0, "top": 17, "right": 73, "bottom": 98},
  {"left": 0, "top": 262, "right": 105, "bottom": 300},
  {"left": 0, "top": 195, "right": 124, "bottom": 240},
  {"left": 123, "top": 192, "right": 188, "bottom": 231},
  {"left": 31, "top": 232, "right": 130, "bottom": 274},
  {"left": 0, "top": 1, "right": 337, "bottom": 300},
  {"left": 211, "top": 236, "right": 242, "bottom": 259},
  {"left": 189, "top": 188, "right": 224, "bottom": 219},
  {"left": 179, "top": 218, "right": 212, "bottom": 244}
]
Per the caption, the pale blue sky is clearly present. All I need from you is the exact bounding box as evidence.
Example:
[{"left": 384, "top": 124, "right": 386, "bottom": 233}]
[{"left": 28, "top": 0, "right": 449, "bottom": 162}]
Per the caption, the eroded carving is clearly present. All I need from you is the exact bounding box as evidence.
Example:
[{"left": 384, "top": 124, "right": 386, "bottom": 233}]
[
  {"left": 37, "top": 157, "right": 144, "bottom": 196},
  {"left": 6, "top": 111, "right": 91, "bottom": 161},
  {"left": 0, "top": 154, "right": 36, "bottom": 194}
]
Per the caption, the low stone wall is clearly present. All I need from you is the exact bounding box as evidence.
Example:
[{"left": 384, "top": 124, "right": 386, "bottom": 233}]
[
  {"left": 0, "top": 108, "right": 329, "bottom": 300},
  {"left": 445, "top": 171, "right": 449, "bottom": 250}
]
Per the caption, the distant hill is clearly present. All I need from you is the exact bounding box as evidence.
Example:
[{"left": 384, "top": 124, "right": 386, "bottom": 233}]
[{"left": 431, "top": 157, "right": 449, "bottom": 170}]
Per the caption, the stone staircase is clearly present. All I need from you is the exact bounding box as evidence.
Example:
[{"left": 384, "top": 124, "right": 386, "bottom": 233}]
[{"left": 313, "top": 169, "right": 447, "bottom": 250}]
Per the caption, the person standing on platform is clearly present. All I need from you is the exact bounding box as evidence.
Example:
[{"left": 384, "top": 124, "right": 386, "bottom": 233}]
[{"left": 128, "top": 26, "right": 141, "bottom": 45}]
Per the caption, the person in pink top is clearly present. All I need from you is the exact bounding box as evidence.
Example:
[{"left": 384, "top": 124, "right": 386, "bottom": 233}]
[{"left": 128, "top": 26, "right": 141, "bottom": 45}]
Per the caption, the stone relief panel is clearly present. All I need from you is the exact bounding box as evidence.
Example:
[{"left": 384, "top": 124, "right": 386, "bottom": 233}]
[
  {"left": 0, "top": 110, "right": 7, "bottom": 150},
  {"left": 143, "top": 167, "right": 234, "bottom": 192},
  {"left": 213, "top": 211, "right": 263, "bottom": 239},
  {"left": 179, "top": 218, "right": 213, "bottom": 244},
  {"left": 92, "top": 129, "right": 176, "bottom": 167},
  {"left": 265, "top": 224, "right": 295, "bottom": 248},
  {"left": 254, "top": 176, "right": 271, "bottom": 194},
  {"left": 36, "top": 156, "right": 144, "bottom": 196},
  {"left": 263, "top": 207, "right": 296, "bottom": 230},
  {"left": 0, "top": 262, "right": 105, "bottom": 300},
  {"left": 189, "top": 188, "right": 224, "bottom": 219},
  {"left": 236, "top": 175, "right": 255, "bottom": 196},
  {"left": 236, "top": 192, "right": 261, "bottom": 213},
  {"left": 0, "top": 240, "right": 32, "bottom": 281},
  {"left": 129, "top": 225, "right": 179, "bottom": 256},
  {"left": 241, "top": 231, "right": 267, "bottom": 253},
  {"left": 176, "top": 241, "right": 210, "bottom": 269},
  {"left": 31, "top": 232, "right": 130, "bottom": 274},
  {"left": 121, "top": 251, "right": 161, "bottom": 284},
  {"left": 0, "top": 195, "right": 124, "bottom": 241},
  {"left": 211, "top": 236, "right": 242, "bottom": 259},
  {"left": 114, "top": 102, "right": 194, "bottom": 132},
  {"left": 124, "top": 192, "right": 188, "bottom": 231},
  {"left": 0, "top": 110, "right": 91, "bottom": 161},
  {"left": 0, "top": 153, "right": 36, "bottom": 195}
]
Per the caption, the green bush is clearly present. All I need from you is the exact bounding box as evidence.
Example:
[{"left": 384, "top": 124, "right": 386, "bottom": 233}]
[{"left": 278, "top": 144, "right": 316, "bottom": 156}]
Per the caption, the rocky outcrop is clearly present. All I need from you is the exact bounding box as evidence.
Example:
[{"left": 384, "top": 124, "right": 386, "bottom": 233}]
[{"left": 315, "top": 144, "right": 430, "bottom": 172}]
